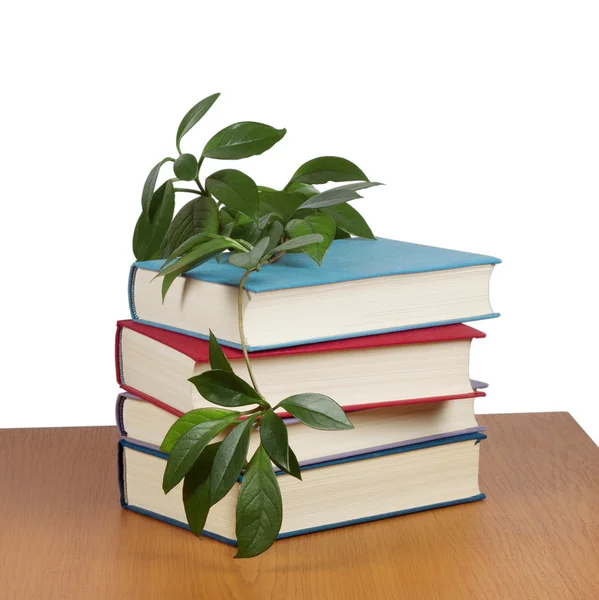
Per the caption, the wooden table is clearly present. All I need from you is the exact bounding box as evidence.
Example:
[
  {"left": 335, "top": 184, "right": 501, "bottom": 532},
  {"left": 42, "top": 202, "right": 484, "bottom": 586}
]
[{"left": 1, "top": 413, "right": 598, "bottom": 599}]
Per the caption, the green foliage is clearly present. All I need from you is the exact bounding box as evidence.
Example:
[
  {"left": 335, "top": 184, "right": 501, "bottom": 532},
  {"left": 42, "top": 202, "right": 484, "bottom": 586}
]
[
  {"left": 288, "top": 156, "right": 368, "bottom": 185},
  {"left": 208, "top": 330, "right": 233, "bottom": 373},
  {"left": 162, "top": 416, "right": 238, "bottom": 493},
  {"left": 133, "top": 94, "right": 384, "bottom": 557},
  {"left": 203, "top": 122, "right": 286, "bottom": 160},
  {"left": 277, "top": 393, "right": 355, "bottom": 430},
  {"left": 260, "top": 410, "right": 301, "bottom": 479},
  {"left": 182, "top": 442, "right": 221, "bottom": 537},
  {"left": 285, "top": 213, "right": 337, "bottom": 265},
  {"left": 189, "top": 370, "right": 265, "bottom": 407},
  {"left": 298, "top": 181, "right": 383, "bottom": 210},
  {"left": 176, "top": 92, "right": 220, "bottom": 153},
  {"left": 160, "top": 407, "right": 238, "bottom": 453},
  {"left": 258, "top": 190, "right": 303, "bottom": 219},
  {"left": 228, "top": 237, "right": 270, "bottom": 269},
  {"left": 206, "top": 169, "right": 260, "bottom": 224},
  {"left": 235, "top": 445, "right": 283, "bottom": 558},
  {"left": 209, "top": 415, "right": 256, "bottom": 505},
  {"left": 133, "top": 181, "right": 175, "bottom": 260},
  {"left": 158, "top": 236, "right": 239, "bottom": 300},
  {"left": 325, "top": 203, "right": 375, "bottom": 239},
  {"left": 161, "top": 195, "right": 219, "bottom": 258},
  {"left": 269, "top": 234, "right": 324, "bottom": 253}
]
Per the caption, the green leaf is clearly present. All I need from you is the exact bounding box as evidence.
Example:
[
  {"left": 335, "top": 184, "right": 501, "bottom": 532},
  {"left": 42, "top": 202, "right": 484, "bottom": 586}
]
[
  {"left": 206, "top": 169, "right": 260, "bottom": 223},
  {"left": 163, "top": 417, "right": 237, "bottom": 493},
  {"left": 176, "top": 92, "right": 220, "bottom": 153},
  {"left": 269, "top": 234, "right": 324, "bottom": 253},
  {"left": 278, "top": 393, "right": 354, "bottom": 431},
  {"left": 260, "top": 410, "right": 301, "bottom": 480},
  {"left": 158, "top": 236, "right": 235, "bottom": 279},
  {"left": 189, "top": 369, "right": 264, "bottom": 407},
  {"left": 334, "top": 228, "right": 351, "bottom": 239},
  {"left": 161, "top": 195, "right": 219, "bottom": 257},
  {"left": 161, "top": 272, "right": 178, "bottom": 301},
  {"left": 209, "top": 415, "right": 256, "bottom": 505},
  {"left": 258, "top": 212, "right": 284, "bottom": 229},
  {"left": 285, "top": 213, "right": 336, "bottom": 264},
  {"left": 142, "top": 158, "right": 174, "bottom": 219},
  {"left": 173, "top": 153, "right": 199, "bottom": 181},
  {"left": 228, "top": 237, "right": 270, "bottom": 269},
  {"left": 182, "top": 442, "right": 221, "bottom": 537},
  {"left": 165, "top": 232, "right": 215, "bottom": 264},
  {"left": 263, "top": 220, "right": 284, "bottom": 254},
  {"left": 285, "top": 181, "right": 320, "bottom": 201},
  {"left": 203, "top": 122, "right": 286, "bottom": 160},
  {"left": 289, "top": 156, "right": 368, "bottom": 185},
  {"left": 298, "top": 182, "right": 383, "bottom": 210},
  {"left": 160, "top": 408, "right": 238, "bottom": 453},
  {"left": 235, "top": 445, "right": 282, "bottom": 558},
  {"left": 208, "top": 330, "right": 233, "bottom": 373},
  {"left": 169, "top": 233, "right": 245, "bottom": 263},
  {"left": 158, "top": 236, "right": 236, "bottom": 300},
  {"left": 325, "top": 203, "right": 375, "bottom": 239},
  {"left": 133, "top": 181, "right": 175, "bottom": 260},
  {"left": 258, "top": 190, "right": 303, "bottom": 220}
]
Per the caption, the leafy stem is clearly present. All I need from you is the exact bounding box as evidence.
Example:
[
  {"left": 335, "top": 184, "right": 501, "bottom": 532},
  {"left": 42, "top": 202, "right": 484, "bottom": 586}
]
[
  {"left": 194, "top": 157, "right": 207, "bottom": 194},
  {"left": 174, "top": 187, "right": 204, "bottom": 194},
  {"left": 140, "top": 93, "right": 373, "bottom": 558},
  {"left": 238, "top": 269, "right": 262, "bottom": 397},
  {"left": 195, "top": 176, "right": 206, "bottom": 195}
]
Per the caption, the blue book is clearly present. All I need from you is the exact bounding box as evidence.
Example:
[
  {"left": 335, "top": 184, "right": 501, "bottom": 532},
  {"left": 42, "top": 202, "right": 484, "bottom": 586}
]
[
  {"left": 119, "top": 432, "right": 486, "bottom": 547},
  {"left": 129, "top": 238, "right": 501, "bottom": 351}
]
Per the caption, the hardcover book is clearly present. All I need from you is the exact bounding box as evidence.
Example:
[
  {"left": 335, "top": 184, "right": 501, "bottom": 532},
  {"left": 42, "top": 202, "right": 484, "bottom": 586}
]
[
  {"left": 129, "top": 238, "right": 500, "bottom": 350},
  {"left": 119, "top": 432, "right": 486, "bottom": 545},
  {"left": 116, "top": 320, "right": 486, "bottom": 416},
  {"left": 116, "top": 392, "right": 487, "bottom": 468}
]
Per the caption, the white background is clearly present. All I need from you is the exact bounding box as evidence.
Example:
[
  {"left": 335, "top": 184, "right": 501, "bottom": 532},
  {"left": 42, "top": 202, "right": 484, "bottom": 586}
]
[{"left": 2, "top": 1, "right": 598, "bottom": 443}]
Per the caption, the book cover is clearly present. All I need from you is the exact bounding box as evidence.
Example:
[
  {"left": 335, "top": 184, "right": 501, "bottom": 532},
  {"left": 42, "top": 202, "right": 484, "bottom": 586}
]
[
  {"left": 115, "top": 391, "right": 488, "bottom": 465},
  {"left": 118, "top": 432, "right": 487, "bottom": 546},
  {"left": 128, "top": 238, "right": 501, "bottom": 349},
  {"left": 131, "top": 238, "right": 501, "bottom": 293},
  {"left": 116, "top": 320, "right": 487, "bottom": 419}
]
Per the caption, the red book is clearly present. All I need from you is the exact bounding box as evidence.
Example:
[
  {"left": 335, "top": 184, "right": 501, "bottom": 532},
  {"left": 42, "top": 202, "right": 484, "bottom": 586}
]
[{"left": 116, "top": 320, "right": 486, "bottom": 418}]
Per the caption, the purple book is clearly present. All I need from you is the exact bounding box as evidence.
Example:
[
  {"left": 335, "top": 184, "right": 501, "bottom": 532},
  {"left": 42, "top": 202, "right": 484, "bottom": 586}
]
[{"left": 116, "top": 389, "right": 487, "bottom": 470}]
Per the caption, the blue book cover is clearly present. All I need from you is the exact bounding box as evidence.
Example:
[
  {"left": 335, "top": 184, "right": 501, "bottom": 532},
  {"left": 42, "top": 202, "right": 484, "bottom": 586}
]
[
  {"left": 129, "top": 238, "right": 501, "bottom": 350},
  {"left": 133, "top": 237, "right": 501, "bottom": 293},
  {"left": 119, "top": 431, "right": 487, "bottom": 547}
]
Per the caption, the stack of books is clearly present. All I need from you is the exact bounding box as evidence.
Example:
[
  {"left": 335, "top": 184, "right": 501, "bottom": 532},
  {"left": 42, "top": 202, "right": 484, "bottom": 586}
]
[{"left": 116, "top": 238, "right": 500, "bottom": 545}]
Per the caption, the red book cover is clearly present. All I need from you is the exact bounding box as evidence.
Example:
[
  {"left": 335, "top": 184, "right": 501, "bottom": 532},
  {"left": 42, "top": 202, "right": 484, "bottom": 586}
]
[{"left": 116, "top": 319, "right": 486, "bottom": 418}]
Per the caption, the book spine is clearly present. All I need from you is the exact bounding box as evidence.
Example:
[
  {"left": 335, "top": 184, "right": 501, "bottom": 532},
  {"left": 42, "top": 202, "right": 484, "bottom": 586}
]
[
  {"left": 119, "top": 384, "right": 185, "bottom": 417},
  {"left": 120, "top": 425, "right": 488, "bottom": 468},
  {"left": 115, "top": 393, "right": 127, "bottom": 436},
  {"left": 115, "top": 323, "right": 124, "bottom": 386},
  {"left": 117, "top": 385, "right": 486, "bottom": 421},
  {"left": 119, "top": 436, "right": 486, "bottom": 545},
  {"left": 128, "top": 265, "right": 139, "bottom": 320},
  {"left": 117, "top": 439, "right": 127, "bottom": 508},
  {"left": 120, "top": 485, "right": 485, "bottom": 546},
  {"left": 131, "top": 314, "right": 498, "bottom": 352}
]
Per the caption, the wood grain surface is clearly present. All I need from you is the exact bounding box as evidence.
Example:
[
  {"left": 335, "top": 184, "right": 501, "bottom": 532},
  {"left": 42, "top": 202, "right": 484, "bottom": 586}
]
[{"left": 1, "top": 413, "right": 598, "bottom": 599}]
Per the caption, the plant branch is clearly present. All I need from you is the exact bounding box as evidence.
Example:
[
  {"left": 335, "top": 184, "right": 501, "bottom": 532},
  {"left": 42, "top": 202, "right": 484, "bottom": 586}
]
[
  {"left": 195, "top": 176, "right": 206, "bottom": 195},
  {"left": 238, "top": 269, "right": 261, "bottom": 394},
  {"left": 264, "top": 251, "right": 286, "bottom": 265},
  {"left": 174, "top": 187, "right": 204, "bottom": 194},
  {"left": 238, "top": 407, "right": 264, "bottom": 417},
  {"left": 195, "top": 157, "right": 207, "bottom": 194}
]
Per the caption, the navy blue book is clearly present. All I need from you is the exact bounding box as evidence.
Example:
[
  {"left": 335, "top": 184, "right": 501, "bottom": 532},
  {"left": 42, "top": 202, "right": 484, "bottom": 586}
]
[
  {"left": 129, "top": 238, "right": 500, "bottom": 351},
  {"left": 119, "top": 432, "right": 486, "bottom": 546}
]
